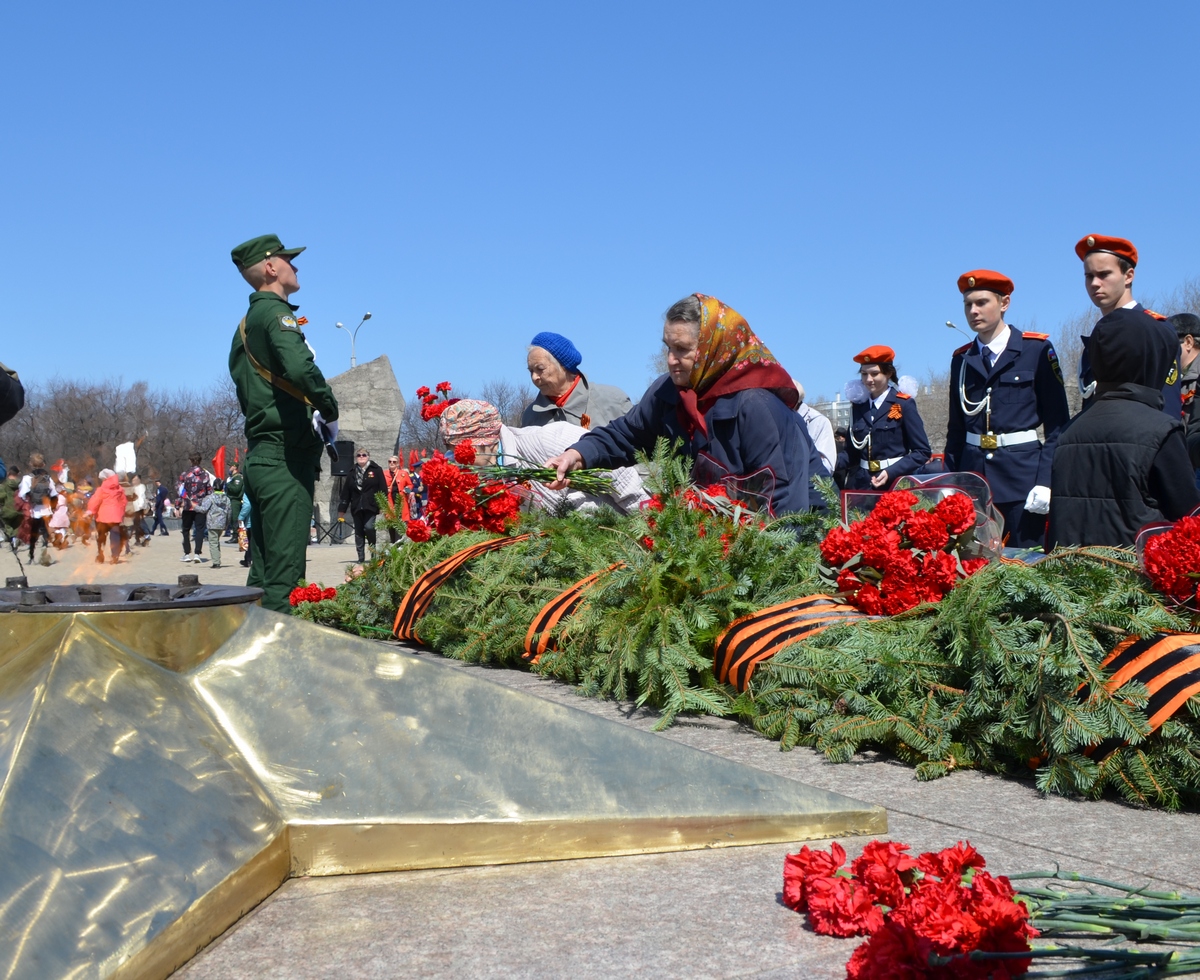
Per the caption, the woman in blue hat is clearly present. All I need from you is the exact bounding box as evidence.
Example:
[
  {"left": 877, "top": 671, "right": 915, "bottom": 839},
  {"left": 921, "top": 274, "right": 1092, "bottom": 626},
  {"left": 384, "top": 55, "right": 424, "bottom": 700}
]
[{"left": 522, "top": 331, "right": 632, "bottom": 430}]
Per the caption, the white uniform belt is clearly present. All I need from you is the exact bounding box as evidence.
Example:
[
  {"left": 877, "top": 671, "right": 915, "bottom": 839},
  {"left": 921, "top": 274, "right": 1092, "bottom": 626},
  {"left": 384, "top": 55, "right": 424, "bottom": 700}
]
[
  {"left": 965, "top": 430, "right": 1039, "bottom": 448},
  {"left": 859, "top": 455, "right": 903, "bottom": 469}
]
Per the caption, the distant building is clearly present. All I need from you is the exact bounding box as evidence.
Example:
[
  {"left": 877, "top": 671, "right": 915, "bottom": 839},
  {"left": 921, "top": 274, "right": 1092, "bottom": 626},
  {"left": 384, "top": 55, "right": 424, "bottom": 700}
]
[{"left": 815, "top": 393, "right": 852, "bottom": 433}]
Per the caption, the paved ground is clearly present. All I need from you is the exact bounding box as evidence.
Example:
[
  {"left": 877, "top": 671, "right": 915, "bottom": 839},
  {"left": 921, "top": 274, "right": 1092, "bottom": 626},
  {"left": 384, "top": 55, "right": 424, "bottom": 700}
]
[
  {"left": 0, "top": 527, "right": 361, "bottom": 590},
  {"left": 10, "top": 535, "right": 1200, "bottom": 978}
]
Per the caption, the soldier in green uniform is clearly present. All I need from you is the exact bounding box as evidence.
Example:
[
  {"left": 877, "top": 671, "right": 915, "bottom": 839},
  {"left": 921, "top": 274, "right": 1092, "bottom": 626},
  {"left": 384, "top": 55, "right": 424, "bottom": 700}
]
[{"left": 228, "top": 234, "right": 339, "bottom": 613}]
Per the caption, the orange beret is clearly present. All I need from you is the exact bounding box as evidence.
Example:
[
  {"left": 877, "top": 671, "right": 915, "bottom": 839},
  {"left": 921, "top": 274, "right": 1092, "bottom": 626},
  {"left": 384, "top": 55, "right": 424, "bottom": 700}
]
[
  {"left": 854, "top": 345, "right": 895, "bottom": 365},
  {"left": 1075, "top": 234, "right": 1137, "bottom": 267},
  {"left": 958, "top": 269, "right": 1014, "bottom": 296}
]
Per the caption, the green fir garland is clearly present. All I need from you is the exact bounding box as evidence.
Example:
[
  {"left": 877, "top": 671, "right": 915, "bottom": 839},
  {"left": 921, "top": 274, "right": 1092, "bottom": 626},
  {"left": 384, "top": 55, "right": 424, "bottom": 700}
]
[{"left": 295, "top": 441, "right": 1200, "bottom": 809}]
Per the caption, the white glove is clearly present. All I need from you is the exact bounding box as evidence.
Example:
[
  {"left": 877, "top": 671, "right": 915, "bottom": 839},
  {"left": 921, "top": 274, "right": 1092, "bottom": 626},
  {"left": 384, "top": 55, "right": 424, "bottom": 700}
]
[
  {"left": 1024, "top": 485, "right": 1051, "bottom": 515},
  {"left": 312, "top": 410, "right": 339, "bottom": 442}
]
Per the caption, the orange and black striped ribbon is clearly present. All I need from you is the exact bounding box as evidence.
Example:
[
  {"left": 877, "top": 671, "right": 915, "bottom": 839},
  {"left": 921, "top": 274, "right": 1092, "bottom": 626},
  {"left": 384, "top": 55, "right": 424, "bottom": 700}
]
[
  {"left": 522, "top": 563, "right": 625, "bottom": 663},
  {"left": 712, "top": 594, "right": 868, "bottom": 692},
  {"left": 393, "top": 534, "right": 534, "bottom": 643},
  {"left": 1077, "top": 632, "right": 1200, "bottom": 759}
]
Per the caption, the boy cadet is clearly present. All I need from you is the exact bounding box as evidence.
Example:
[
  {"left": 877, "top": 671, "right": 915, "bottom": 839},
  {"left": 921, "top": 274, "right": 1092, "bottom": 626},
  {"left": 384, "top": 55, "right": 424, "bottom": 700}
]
[
  {"left": 228, "top": 234, "right": 339, "bottom": 613},
  {"left": 1076, "top": 234, "right": 1181, "bottom": 418},
  {"left": 944, "top": 270, "right": 1070, "bottom": 549}
]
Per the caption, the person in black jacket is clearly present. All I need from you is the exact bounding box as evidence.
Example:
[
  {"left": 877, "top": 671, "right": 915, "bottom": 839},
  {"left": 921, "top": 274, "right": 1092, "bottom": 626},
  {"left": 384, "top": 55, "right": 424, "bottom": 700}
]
[
  {"left": 337, "top": 449, "right": 388, "bottom": 562},
  {"left": 1048, "top": 308, "right": 1199, "bottom": 548}
]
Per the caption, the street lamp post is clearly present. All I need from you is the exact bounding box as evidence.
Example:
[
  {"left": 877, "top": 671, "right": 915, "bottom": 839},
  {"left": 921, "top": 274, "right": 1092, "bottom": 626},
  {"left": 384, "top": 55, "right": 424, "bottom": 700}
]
[{"left": 336, "top": 312, "right": 372, "bottom": 368}]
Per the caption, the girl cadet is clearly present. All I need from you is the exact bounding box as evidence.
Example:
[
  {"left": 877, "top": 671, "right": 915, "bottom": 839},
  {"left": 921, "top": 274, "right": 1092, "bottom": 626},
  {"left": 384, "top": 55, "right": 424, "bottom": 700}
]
[{"left": 845, "top": 345, "right": 931, "bottom": 490}]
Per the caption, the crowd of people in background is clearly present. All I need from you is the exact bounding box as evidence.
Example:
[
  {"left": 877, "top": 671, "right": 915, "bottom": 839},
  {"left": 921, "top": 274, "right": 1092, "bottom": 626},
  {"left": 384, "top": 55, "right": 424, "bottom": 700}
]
[{"left": 0, "top": 450, "right": 257, "bottom": 569}]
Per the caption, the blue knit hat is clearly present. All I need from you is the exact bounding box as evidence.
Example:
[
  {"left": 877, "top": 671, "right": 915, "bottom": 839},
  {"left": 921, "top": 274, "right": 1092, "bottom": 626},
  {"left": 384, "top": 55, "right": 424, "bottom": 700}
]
[{"left": 530, "top": 332, "right": 582, "bottom": 373}]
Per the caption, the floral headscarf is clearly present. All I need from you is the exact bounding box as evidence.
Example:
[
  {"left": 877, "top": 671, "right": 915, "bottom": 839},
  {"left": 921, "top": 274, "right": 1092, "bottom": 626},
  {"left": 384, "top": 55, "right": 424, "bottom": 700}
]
[
  {"left": 677, "top": 294, "right": 798, "bottom": 436},
  {"left": 439, "top": 399, "right": 503, "bottom": 444}
]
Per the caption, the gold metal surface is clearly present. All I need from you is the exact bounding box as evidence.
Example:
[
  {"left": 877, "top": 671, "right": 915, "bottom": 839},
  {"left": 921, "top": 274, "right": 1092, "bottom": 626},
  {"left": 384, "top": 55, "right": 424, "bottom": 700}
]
[{"left": 0, "top": 604, "right": 886, "bottom": 980}]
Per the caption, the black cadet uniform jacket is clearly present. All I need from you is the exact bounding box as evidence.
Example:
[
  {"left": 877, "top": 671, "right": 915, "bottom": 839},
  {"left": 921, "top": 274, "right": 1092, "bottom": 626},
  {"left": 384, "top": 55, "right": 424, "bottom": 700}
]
[
  {"left": 845, "top": 388, "right": 931, "bottom": 490},
  {"left": 1049, "top": 384, "right": 1199, "bottom": 548},
  {"left": 944, "top": 330, "right": 1070, "bottom": 504},
  {"left": 1079, "top": 304, "right": 1182, "bottom": 419}
]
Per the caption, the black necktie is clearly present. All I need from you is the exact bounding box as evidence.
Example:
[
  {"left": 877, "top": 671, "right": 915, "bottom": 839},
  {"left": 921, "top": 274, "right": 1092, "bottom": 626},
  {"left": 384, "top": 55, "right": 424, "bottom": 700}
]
[{"left": 983, "top": 348, "right": 995, "bottom": 371}]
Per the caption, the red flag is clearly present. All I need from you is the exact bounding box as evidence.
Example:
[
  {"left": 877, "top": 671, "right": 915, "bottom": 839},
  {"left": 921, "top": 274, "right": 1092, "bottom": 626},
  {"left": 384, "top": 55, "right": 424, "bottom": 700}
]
[
  {"left": 212, "top": 446, "right": 227, "bottom": 481},
  {"left": 234, "top": 447, "right": 240, "bottom": 464},
  {"left": 409, "top": 449, "right": 418, "bottom": 467}
]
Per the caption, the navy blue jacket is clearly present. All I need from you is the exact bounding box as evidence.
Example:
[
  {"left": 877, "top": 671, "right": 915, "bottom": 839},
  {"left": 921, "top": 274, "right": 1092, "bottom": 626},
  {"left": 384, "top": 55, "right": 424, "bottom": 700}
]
[
  {"left": 845, "top": 388, "right": 931, "bottom": 489},
  {"left": 570, "top": 375, "right": 813, "bottom": 516},
  {"left": 1079, "top": 304, "right": 1182, "bottom": 419},
  {"left": 945, "top": 330, "right": 1071, "bottom": 503}
]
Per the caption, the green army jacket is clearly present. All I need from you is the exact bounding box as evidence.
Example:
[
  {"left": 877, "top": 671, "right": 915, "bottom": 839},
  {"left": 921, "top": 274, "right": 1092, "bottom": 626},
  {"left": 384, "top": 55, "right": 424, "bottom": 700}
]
[{"left": 228, "top": 292, "right": 339, "bottom": 455}]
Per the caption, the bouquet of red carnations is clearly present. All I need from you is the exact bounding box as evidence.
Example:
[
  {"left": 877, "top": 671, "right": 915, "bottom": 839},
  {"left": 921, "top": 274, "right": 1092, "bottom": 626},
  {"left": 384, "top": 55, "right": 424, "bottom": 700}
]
[
  {"left": 784, "top": 839, "right": 1037, "bottom": 979},
  {"left": 404, "top": 446, "right": 522, "bottom": 541},
  {"left": 416, "top": 381, "right": 456, "bottom": 421},
  {"left": 1141, "top": 514, "right": 1200, "bottom": 607},
  {"left": 289, "top": 583, "right": 337, "bottom": 607},
  {"left": 818, "top": 490, "right": 988, "bottom": 615}
]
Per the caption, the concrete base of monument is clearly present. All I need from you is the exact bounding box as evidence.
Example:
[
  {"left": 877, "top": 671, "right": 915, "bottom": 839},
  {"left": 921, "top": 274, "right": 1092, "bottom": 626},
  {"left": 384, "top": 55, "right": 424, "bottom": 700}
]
[{"left": 0, "top": 598, "right": 884, "bottom": 980}]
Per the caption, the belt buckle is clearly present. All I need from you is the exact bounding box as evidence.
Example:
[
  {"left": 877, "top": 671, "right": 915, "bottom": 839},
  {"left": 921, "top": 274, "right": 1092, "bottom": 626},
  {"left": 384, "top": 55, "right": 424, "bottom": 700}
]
[
  {"left": 868, "top": 460, "right": 881, "bottom": 473},
  {"left": 980, "top": 433, "right": 998, "bottom": 450}
]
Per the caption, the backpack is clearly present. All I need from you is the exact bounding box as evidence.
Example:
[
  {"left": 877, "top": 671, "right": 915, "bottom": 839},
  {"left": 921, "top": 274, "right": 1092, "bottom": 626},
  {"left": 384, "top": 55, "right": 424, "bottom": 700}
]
[{"left": 30, "top": 471, "right": 53, "bottom": 503}]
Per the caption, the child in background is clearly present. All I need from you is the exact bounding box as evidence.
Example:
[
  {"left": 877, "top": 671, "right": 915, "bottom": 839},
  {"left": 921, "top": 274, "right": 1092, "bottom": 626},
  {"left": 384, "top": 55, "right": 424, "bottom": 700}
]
[
  {"left": 194, "top": 479, "right": 232, "bottom": 568},
  {"left": 49, "top": 490, "right": 70, "bottom": 548}
]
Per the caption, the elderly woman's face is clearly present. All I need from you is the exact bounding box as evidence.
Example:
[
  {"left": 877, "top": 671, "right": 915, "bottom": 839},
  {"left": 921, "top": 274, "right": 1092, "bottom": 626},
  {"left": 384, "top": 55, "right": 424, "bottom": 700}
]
[
  {"left": 527, "top": 347, "right": 573, "bottom": 399},
  {"left": 663, "top": 321, "right": 700, "bottom": 388}
]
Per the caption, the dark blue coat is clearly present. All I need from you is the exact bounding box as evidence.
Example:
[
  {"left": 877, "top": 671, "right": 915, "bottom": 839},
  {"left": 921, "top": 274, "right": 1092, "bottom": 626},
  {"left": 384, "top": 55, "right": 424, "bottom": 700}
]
[
  {"left": 570, "top": 375, "right": 814, "bottom": 516},
  {"left": 845, "top": 388, "right": 931, "bottom": 489},
  {"left": 1079, "top": 304, "right": 1182, "bottom": 419},
  {"left": 945, "top": 331, "right": 1071, "bottom": 503}
]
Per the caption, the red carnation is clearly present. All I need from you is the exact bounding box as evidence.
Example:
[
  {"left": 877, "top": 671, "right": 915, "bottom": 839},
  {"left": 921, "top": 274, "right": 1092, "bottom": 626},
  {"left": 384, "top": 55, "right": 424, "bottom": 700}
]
[
  {"left": 288, "top": 587, "right": 304, "bottom": 607},
  {"left": 917, "top": 841, "right": 986, "bottom": 882},
  {"left": 782, "top": 842, "right": 847, "bottom": 911},
  {"left": 322, "top": 587, "right": 337, "bottom": 600},
  {"left": 453, "top": 440, "right": 477, "bottom": 464},
  {"left": 820, "top": 525, "right": 862, "bottom": 567},
  {"left": 921, "top": 550, "right": 959, "bottom": 595},
  {"left": 836, "top": 568, "right": 863, "bottom": 596},
  {"left": 436, "top": 381, "right": 453, "bottom": 393},
  {"left": 872, "top": 490, "right": 919, "bottom": 529},
  {"left": 854, "top": 583, "right": 883, "bottom": 615},
  {"left": 904, "top": 508, "right": 950, "bottom": 551},
  {"left": 961, "top": 557, "right": 989, "bottom": 576},
  {"left": 934, "top": 492, "right": 976, "bottom": 534},
  {"left": 851, "top": 841, "right": 915, "bottom": 910},
  {"left": 641, "top": 535, "right": 655, "bottom": 550},
  {"left": 405, "top": 520, "right": 431, "bottom": 542},
  {"left": 415, "top": 386, "right": 431, "bottom": 399},
  {"left": 845, "top": 918, "right": 928, "bottom": 980},
  {"left": 805, "top": 875, "right": 885, "bottom": 937},
  {"left": 861, "top": 528, "right": 903, "bottom": 570}
]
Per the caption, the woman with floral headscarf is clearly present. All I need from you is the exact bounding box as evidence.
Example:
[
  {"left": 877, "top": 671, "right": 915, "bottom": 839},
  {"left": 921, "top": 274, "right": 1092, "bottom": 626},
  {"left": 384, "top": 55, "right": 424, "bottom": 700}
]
[
  {"left": 547, "top": 294, "right": 818, "bottom": 516},
  {"left": 439, "top": 399, "right": 647, "bottom": 513}
]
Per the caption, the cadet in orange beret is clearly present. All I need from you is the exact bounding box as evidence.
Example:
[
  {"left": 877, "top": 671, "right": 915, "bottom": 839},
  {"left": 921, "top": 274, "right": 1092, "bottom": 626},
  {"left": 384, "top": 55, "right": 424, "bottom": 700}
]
[
  {"left": 1075, "top": 234, "right": 1181, "bottom": 418},
  {"left": 944, "top": 270, "right": 1069, "bottom": 548},
  {"left": 845, "top": 345, "right": 930, "bottom": 490}
]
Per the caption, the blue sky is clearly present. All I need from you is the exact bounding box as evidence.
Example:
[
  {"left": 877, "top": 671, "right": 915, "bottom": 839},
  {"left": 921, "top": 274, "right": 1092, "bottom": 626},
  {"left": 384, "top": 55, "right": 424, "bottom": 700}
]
[{"left": 3, "top": 1, "right": 1198, "bottom": 409}]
